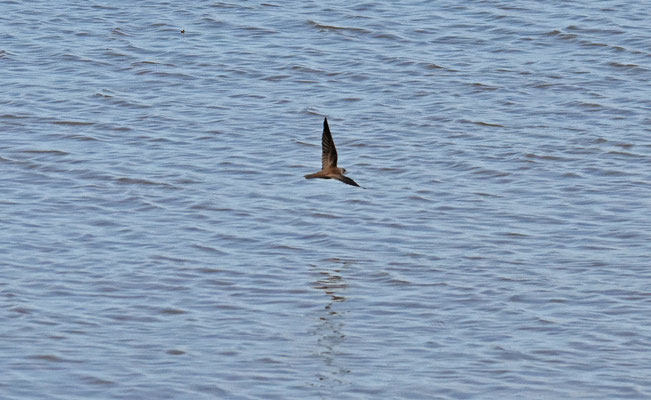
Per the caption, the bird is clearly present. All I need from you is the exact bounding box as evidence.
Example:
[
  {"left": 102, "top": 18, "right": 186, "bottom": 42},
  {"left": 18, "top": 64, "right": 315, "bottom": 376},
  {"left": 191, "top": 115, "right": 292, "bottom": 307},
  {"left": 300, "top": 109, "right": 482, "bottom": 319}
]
[{"left": 304, "top": 117, "right": 361, "bottom": 187}]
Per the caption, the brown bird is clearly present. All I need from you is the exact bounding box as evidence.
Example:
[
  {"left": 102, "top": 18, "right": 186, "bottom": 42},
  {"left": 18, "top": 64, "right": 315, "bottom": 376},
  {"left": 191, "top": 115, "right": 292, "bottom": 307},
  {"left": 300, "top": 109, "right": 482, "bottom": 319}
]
[{"left": 304, "top": 117, "right": 361, "bottom": 187}]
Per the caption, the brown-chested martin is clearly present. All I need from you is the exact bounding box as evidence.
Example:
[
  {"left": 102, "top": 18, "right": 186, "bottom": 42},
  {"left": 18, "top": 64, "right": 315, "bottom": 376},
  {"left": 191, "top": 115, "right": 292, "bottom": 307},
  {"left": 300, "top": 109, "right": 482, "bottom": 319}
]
[{"left": 304, "top": 118, "right": 361, "bottom": 188}]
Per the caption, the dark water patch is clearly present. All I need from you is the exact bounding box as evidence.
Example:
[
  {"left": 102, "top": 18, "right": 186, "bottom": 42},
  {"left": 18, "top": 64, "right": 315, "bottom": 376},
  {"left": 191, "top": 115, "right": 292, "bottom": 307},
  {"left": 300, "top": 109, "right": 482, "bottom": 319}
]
[
  {"left": 63, "top": 134, "right": 101, "bottom": 141},
  {"left": 160, "top": 308, "right": 187, "bottom": 315},
  {"left": 307, "top": 20, "right": 371, "bottom": 34},
  {"left": 21, "top": 149, "right": 69, "bottom": 156},
  {"left": 543, "top": 29, "right": 578, "bottom": 40},
  {"left": 261, "top": 74, "right": 290, "bottom": 81},
  {"left": 192, "top": 244, "right": 228, "bottom": 255},
  {"left": 52, "top": 120, "right": 94, "bottom": 126},
  {"left": 470, "top": 82, "right": 500, "bottom": 91},
  {"left": 459, "top": 119, "right": 505, "bottom": 128},
  {"left": 606, "top": 61, "right": 646, "bottom": 71},
  {"left": 30, "top": 354, "right": 83, "bottom": 363},
  {"left": 113, "top": 177, "right": 176, "bottom": 188},
  {"left": 613, "top": 142, "right": 634, "bottom": 149},
  {"left": 471, "top": 168, "right": 510, "bottom": 178},
  {"left": 0, "top": 113, "right": 29, "bottom": 119},
  {"left": 111, "top": 27, "right": 130, "bottom": 37},
  {"left": 607, "top": 150, "right": 645, "bottom": 158},
  {"left": 524, "top": 153, "right": 577, "bottom": 162},
  {"left": 80, "top": 375, "right": 116, "bottom": 385},
  {"left": 423, "top": 63, "right": 444, "bottom": 70}
]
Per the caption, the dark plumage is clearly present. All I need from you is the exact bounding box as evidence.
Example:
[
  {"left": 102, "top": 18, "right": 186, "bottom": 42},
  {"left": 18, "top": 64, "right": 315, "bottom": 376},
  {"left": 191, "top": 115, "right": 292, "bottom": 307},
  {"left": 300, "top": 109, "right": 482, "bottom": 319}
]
[{"left": 305, "top": 118, "right": 361, "bottom": 188}]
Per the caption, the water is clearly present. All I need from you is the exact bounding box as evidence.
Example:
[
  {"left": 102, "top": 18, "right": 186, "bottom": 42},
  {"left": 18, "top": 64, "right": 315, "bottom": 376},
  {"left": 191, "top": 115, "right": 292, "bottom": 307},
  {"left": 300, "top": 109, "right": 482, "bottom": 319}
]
[{"left": 2, "top": 1, "right": 650, "bottom": 398}]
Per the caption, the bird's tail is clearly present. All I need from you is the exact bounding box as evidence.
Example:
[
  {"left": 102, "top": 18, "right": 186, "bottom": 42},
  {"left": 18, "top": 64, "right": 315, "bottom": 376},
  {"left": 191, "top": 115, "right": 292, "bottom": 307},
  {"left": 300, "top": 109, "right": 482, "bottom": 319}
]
[{"left": 304, "top": 171, "right": 326, "bottom": 179}]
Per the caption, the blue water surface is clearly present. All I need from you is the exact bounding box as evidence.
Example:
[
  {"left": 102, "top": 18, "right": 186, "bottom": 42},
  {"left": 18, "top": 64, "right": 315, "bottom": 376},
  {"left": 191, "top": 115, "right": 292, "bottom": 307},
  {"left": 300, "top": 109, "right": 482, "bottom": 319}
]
[{"left": 1, "top": 1, "right": 650, "bottom": 399}]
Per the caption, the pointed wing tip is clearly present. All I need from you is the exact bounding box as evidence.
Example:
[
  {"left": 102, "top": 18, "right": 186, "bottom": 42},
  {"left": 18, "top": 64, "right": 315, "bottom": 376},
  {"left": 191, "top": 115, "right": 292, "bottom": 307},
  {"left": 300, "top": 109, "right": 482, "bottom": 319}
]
[{"left": 339, "top": 175, "right": 362, "bottom": 187}]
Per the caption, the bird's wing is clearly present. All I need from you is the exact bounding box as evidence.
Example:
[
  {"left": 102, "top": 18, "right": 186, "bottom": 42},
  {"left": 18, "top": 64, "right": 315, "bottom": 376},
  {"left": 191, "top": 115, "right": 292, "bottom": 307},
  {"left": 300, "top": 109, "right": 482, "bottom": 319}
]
[
  {"left": 336, "top": 175, "right": 361, "bottom": 187},
  {"left": 321, "top": 118, "right": 338, "bottom": 169}
]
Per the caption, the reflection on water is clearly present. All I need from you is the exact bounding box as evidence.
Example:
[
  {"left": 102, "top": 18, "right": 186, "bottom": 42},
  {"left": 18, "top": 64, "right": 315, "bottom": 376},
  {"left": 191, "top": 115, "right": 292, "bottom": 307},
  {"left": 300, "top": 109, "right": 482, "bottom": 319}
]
[{"left": 310, "top": 260, "right": 350, "bottom": 393}]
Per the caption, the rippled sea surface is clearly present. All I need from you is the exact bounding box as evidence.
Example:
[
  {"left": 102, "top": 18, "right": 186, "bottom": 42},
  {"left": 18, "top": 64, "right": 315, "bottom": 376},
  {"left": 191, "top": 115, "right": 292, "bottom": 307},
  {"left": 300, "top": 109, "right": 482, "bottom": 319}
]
[{"left": 2, "top": 1, "right": 651, "bottom": 398}]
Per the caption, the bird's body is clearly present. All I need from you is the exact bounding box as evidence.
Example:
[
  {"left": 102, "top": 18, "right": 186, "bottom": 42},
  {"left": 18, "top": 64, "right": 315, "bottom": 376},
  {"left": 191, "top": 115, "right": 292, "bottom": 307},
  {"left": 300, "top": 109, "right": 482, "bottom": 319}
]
[{"left": 304, "top": 118, "right": 361, "bottom": 187}]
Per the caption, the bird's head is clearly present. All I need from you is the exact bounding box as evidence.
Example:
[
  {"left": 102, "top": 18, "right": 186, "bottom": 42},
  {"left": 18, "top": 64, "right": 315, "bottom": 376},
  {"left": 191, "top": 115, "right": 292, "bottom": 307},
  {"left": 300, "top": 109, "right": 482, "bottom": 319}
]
[{"left": 341, "top": 168, "right": 347, "bottom": 174}]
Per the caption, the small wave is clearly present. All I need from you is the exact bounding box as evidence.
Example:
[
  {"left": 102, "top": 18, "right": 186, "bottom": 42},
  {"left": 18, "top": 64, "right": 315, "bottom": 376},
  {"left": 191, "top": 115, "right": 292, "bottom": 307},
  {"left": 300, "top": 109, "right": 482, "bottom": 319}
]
[
  {"left": 543, "top": 30, "right": 577, "bottom": 40},
  {"left": 471, "top": 168, "right": 510, "bottom": 177},
  {"left": 22, "top": 149, "right": 69, "bottom": 155},
  {"left": 504, "top": 232, "right": 529, "bottom": 238},
  {"left": 63, "top": 134, "right": 100, "bottom": 141},
  {"left": 307, "top": 20, "right": 370, "bottom": 34},
  {"left": 114, "top": 177, "right": 175, "bottom": 188},
  {"left": 160, "top": 308, "right": 187, "bottom": 315},
  {"left": 192, "top": 244, "right": 228, "bottom": 255},
  {"left": 30, "top": 354, "right": 83, "bottom": 363},
  {"left": 0, "top": 113, "right": 28, "bottom": 119},
  {"left": 607, "top": 150, "right": 644, "bottom": 158},
  {"left": 524, "top": 153, "right": 574, "bottom": 162},
  {"left": 471, "top": 82, "right": 500, "bottom": 91},
  {"left": 52, "top": 120, "right": 94, "bottom": 126},
  {"left": 80, "top": 376, "right": 115, "bottom": 385},
  {"left": 111, "top": 27, "right": 129, "bottom": 36},
  {"left": 460, "top": 119, "right": 505, "bottom": 128},
  {"left": 607, "top": 61, "right": 644, "bottom": 71}
]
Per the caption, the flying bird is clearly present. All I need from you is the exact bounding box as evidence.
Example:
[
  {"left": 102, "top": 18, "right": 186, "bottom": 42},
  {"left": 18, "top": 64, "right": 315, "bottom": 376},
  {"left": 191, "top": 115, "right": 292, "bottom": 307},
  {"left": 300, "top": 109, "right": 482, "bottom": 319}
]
[{"left": 304, "top": 118, "right": 361, "bottom": 187}]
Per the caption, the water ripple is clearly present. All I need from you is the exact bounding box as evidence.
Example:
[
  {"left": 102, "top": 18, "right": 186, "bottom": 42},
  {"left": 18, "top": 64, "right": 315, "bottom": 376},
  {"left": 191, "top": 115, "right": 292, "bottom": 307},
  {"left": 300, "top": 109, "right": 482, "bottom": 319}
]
[{"left": 1, "top": 0, "right": 651, "bottom": 399}]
